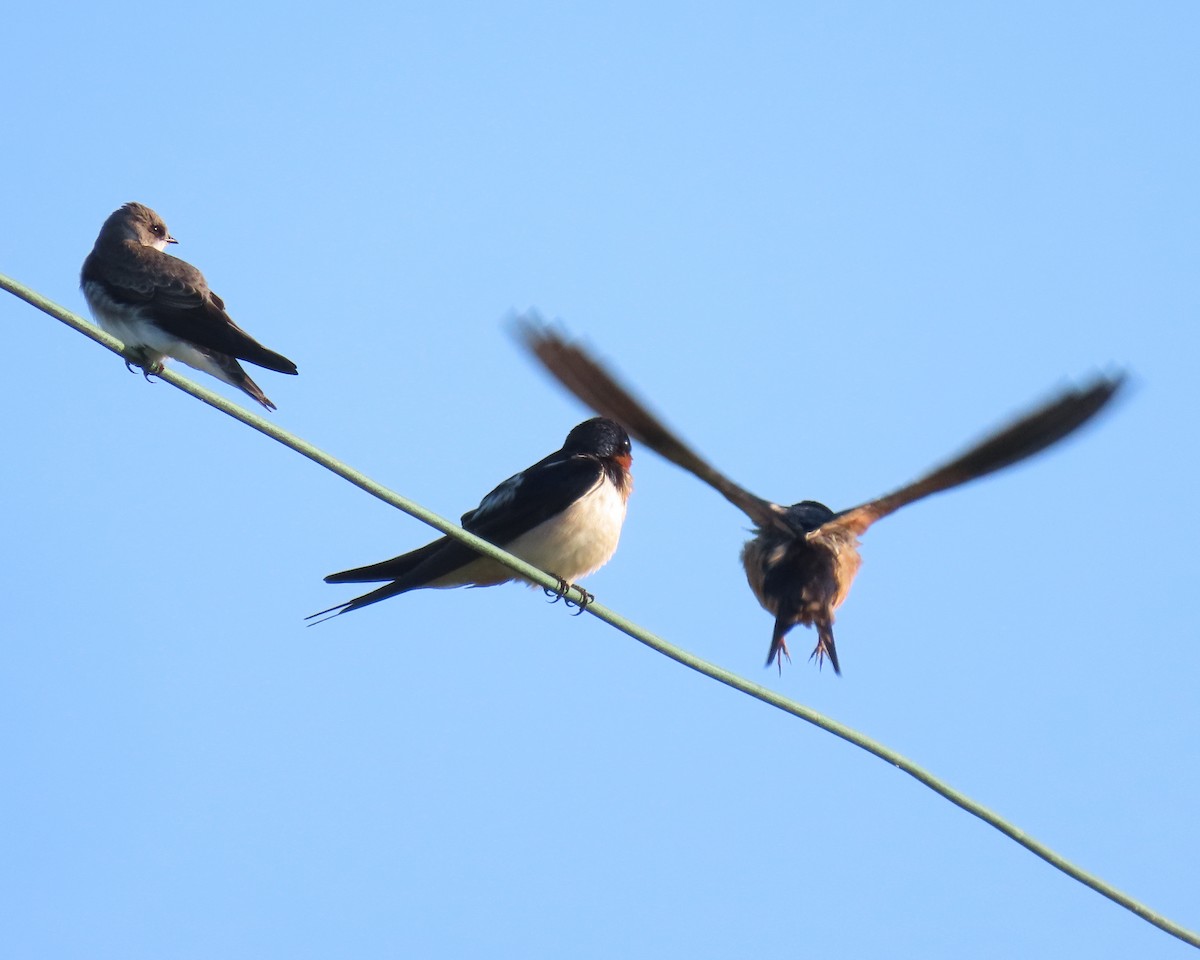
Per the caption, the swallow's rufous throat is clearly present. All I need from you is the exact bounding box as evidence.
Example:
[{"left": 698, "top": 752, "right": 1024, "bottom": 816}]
[
  {"left": 309, "top": 417, "right": 633, "bottom": 621},
  {"left": 81, "top": 202, "right": 298, "bottom": 411},
  {"left": 517, "top": 319, "right": 1123, "bottom": 675}
]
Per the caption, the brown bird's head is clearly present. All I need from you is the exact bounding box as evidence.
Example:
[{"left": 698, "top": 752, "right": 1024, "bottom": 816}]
[{"left": 96, "top": 202, "right": 177, "bottom": 252}]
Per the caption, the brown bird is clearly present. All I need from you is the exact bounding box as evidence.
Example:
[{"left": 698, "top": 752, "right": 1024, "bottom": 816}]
[
  {"left": 81, "top": 202, "right": 298, "bottom": 411},
  {"left": 516, "top": 318, "right": 1123, "bottom": 674}
]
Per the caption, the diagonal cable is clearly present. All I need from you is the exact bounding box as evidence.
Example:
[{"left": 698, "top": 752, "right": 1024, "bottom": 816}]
[{"left": 3, "top": 271, "right": 1196, "bottom": 950}]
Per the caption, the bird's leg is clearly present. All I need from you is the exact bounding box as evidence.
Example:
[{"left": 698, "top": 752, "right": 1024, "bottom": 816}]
[{"left": 543, "top": 576, "right": 571, "bottom": 603}]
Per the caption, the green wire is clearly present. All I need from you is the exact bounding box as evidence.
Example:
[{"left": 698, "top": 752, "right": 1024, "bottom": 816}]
[{"left": 4, "top": 271, "right": 1196, "bottom": 950}]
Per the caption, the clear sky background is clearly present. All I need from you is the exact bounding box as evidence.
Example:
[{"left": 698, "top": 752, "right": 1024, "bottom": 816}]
[{"left": 2, "top": 3, "right": 1196, "bottom": 957}]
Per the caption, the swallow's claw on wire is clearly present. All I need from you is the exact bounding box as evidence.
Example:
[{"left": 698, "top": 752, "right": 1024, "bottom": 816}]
[
  {"left": 544, "top": 577, "right": 572, "bottom": 603},
  {"left": 563, "top": 585, "right": 594, "bottom": 614}
]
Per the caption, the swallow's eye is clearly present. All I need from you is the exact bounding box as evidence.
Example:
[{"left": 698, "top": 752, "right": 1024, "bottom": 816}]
[{"left": 151, "top": 223, "right": 163, "bottom": 235}]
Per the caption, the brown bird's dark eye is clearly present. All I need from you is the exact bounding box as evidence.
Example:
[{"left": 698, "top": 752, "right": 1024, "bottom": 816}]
[{"left": 151, "top": 224, "right": 163, "bottom": 234}]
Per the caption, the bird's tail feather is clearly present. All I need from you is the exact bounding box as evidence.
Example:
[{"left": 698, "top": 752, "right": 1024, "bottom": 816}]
[
  {"left": 305, "top": 579, "right": 420, "bottom": 623},
  {"left": 765, "top": 620, "right": 793, "bottom": 672},
  {"left": 206, "top": 352, "right": 278, "bottom": 411},
  {"left": 809, "top": 621, "right": 842, "bottom": 676},
  {"left": 323, "top": 541, "right": 446, "bottom": 584}
]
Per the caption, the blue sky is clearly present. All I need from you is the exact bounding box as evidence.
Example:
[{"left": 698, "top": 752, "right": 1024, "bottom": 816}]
[{"left": 2, "top": 3, "right": 1197, "bottom": 957}]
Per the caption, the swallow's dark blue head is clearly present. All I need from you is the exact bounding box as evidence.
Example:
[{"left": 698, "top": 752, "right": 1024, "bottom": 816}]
[
  {"left": 563, "top": 417, "right": 633, "bottom": 461},
  {"left": 781, "top": 500, "right": 836, "bottom": 534}
]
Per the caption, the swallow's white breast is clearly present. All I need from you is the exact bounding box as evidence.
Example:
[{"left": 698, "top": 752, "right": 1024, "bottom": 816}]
[{"left": 505, "top": 474, "right": 628, "bottom": 583}]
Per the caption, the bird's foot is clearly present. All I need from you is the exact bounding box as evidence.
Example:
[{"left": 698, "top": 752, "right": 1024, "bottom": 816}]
[
  {"left": 563, "top": 585, "right": 594, "bottom": 615},
  {"left": 775, "top": 640, "right": 792, "bottom": 675},
  {"left": 123, "top": 353, "right": 163, "bottom": 382},
  {"left": 807, "top": 642, "right": 838, "bottom": 674},
  {"left": 543, "top": 577, "right": 593, "bottom": 615}
]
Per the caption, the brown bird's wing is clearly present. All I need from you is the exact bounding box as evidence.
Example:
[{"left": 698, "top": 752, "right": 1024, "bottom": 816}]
[
  {"left": 516, "top": 317, "right": 783, "bottom": 530},
  {"left": 820, "top": 373, "right": 1126, "bottom": 539},
  {"left": 101, "top": 246, "right": 298, "bottom": 375}
]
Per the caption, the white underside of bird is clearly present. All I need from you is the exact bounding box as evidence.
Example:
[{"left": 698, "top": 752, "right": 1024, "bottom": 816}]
[
  {"left": 82, "top": 283, "right": 243, "bottom": 390},
  {"left": 434, "top": 472, "right": 628, "bottom": 588}
]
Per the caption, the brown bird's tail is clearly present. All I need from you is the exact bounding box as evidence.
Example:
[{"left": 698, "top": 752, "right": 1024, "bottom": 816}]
[
  {"left": 765, "top": 620, "right": 792, "bottom": 673},
  {"left": 212, "top": 353, "right": 278, "bottom": 411},
  {"left": 237, "top": 375, "right": 277, "bottom": 412},
  {"left": 809, "top": 620, "right": 842, "bottom": 676},
  {"left": 767, "top": 615, "right": 842, "bottom": 676}
]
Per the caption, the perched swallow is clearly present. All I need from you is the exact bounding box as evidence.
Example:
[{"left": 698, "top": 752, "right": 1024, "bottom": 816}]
[
  {"left": 80, "top": 202, "right": 298, "bottom": 411},
  {"left": 517, "top": 319, "right": 1123, "bottom": 674},
  {"left": 309, "top": 417, "right": 633, "bottom": 621}
]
